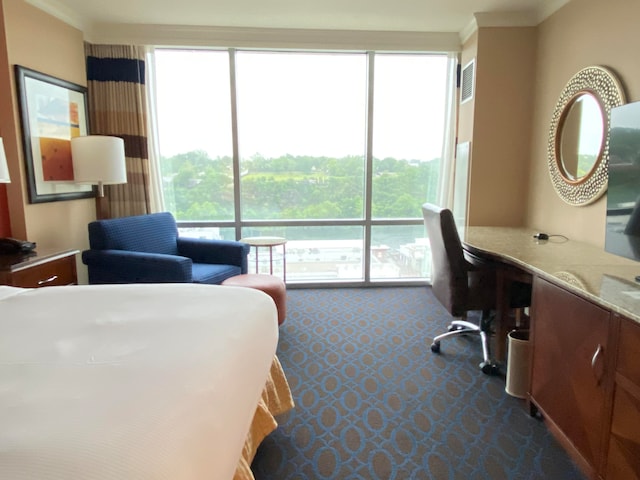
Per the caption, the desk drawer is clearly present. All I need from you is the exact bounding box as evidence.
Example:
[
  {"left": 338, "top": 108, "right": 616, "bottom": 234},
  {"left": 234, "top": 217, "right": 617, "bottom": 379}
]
[
  {"left": 617, "top": 320, "right": 640, "bottom": 384},
  {"left": 11, "top": 256, "right": 77, "bottom": 287}
]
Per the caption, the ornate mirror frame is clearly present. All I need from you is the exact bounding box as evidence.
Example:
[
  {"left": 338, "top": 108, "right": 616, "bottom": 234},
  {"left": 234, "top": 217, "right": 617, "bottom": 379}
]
[{"left": 547, "top": 66, "right": 626, "bottom": 206}]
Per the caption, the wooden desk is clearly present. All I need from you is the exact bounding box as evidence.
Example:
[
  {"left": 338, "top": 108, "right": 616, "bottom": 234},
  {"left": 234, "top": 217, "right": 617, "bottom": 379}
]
[
  {"left": 460, "top": 226, "right": 640, "bottom": 480},
  {"left": 460, "top": 226, "right": 640, "bottom": 323}
]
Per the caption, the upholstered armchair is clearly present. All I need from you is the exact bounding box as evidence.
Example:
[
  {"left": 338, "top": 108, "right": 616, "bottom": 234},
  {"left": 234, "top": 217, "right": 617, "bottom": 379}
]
[{"left": 82, "top": 212, "right": 250, "bottom": 285}]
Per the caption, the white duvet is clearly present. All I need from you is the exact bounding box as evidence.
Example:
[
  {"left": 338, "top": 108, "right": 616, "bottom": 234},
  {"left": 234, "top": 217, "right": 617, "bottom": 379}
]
[{"left": 0, "top": 283, "right": 279, "bottom": 480}]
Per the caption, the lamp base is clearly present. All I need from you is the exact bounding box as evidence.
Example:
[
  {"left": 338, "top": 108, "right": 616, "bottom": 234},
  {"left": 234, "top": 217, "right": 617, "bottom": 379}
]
[{"left": 95, "top": 195, "right": 110, "bottom": 220}]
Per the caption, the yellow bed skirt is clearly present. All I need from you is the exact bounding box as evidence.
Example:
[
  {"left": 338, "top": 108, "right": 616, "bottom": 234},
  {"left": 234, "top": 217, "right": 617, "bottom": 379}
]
[{"left": 234, "top": 355, "right": 295, "bottom": 480}]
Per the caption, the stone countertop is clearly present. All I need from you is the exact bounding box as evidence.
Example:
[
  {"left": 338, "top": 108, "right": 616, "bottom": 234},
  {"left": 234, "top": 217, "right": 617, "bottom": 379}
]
[{"left": 460, "top": 226, "right": 640, "bottom": 323}]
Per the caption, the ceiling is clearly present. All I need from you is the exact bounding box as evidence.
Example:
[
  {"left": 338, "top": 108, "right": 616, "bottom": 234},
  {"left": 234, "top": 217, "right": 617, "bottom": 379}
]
[{"left": 27, "top": 0, "right": 569, "bottom": 34}]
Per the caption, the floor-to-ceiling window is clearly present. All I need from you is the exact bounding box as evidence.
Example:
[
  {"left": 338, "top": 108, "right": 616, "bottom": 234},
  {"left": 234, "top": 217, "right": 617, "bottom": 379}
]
[{"left": 152, "top": 48, "right": 456, "bottom": 285}]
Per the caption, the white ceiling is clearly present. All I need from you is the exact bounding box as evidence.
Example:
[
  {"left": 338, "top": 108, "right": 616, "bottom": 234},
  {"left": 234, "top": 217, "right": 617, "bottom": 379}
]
[{"left": 27, "top": 0, "right": 569, "bottom": 34}]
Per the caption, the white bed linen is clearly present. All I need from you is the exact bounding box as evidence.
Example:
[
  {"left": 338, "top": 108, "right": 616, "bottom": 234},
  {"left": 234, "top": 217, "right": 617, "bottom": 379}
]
[{"left": 0, "top": 283, "right": 278, "bottom": 480}]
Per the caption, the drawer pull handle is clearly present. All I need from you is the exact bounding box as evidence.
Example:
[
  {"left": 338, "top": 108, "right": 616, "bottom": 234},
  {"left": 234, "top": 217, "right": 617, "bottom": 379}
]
[
  {"left": 591, "top": 344, "right": 604, "bottom": 385},
  {"left": 38, "top": 275, "right": 58, "bottom": 286}
]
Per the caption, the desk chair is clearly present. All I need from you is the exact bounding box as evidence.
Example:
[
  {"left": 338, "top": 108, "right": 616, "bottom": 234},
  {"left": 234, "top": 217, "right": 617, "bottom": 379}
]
[{"left": 422, "top": 203, "right": 530, "bottom": 375}]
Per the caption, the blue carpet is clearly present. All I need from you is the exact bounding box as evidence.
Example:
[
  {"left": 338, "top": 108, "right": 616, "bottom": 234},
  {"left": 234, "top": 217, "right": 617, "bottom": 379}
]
[{"left": 252, "top": 286, "right": 586, "bottom": 479}]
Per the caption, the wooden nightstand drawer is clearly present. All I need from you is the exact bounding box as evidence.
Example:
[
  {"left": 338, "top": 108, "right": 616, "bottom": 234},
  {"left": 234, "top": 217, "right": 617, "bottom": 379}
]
[
  {"left": 10, "top": 256, "right": 76, "bottom": 287},
  {"left": 0, "top": 250, "right": 78, "bottom": 288}
]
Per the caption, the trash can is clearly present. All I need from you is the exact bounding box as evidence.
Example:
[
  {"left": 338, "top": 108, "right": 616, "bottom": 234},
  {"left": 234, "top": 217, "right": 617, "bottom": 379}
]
[{"left": 505, "top": 330, "right": 531, "bottom": 399}]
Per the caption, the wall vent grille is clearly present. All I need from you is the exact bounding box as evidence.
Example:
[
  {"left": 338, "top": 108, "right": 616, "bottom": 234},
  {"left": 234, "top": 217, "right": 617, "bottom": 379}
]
[{"left": 460, "top": 60, "right": 475, "bottom": 104}]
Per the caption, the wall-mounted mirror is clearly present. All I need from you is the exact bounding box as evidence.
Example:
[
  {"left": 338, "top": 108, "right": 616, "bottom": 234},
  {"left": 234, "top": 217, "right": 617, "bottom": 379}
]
[{"left": 547, "top": 66, "right": 626, "bottom": 206}]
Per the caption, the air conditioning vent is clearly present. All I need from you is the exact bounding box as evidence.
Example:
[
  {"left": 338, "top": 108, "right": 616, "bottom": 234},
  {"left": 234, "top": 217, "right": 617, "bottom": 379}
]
[{"left": 460, "top": 60, "right": 475, "bottom": 104}]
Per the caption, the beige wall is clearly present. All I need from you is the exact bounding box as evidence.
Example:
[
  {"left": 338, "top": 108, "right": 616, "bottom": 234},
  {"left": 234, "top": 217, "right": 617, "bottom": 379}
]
[
  {"left": 461, "top": 26, "right": 537, "bottom": 227},
  {"left": 527, "top": 0, "right": 640, "bottom": 247},
  {"left": 1, "top": 0, "right": 94, "bottom": 282},
  {"left": 3, "top": 0, "right": 637, "bottom": 276}
]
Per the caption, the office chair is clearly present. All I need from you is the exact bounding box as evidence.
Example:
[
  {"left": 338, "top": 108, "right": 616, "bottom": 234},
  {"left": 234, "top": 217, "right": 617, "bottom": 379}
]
[{"left": 422, "top": 203, "right": 530, "bottom": 375}]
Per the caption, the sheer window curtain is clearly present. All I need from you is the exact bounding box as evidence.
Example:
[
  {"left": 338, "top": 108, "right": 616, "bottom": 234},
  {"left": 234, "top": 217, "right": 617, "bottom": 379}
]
[
  {"left": 144, "top": 47, "right": 165, "bottom": 213},
  {"left": 440, "top": 52, "right": 461, "bottom": 209}
]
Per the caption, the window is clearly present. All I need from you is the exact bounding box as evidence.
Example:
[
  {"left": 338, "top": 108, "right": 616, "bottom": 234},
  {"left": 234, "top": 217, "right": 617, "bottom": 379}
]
[
  {"left": 155, "top": 50, "right": 234, "bottom": 221},
  {"left": 372, "top": 54, "right": 448, "bottom": 218},
  {"left": 152, "top": 49, "right": 456, "bottom": 284},
  {"left": 235, "top": 51, "right": 367, "bottom": 220}
]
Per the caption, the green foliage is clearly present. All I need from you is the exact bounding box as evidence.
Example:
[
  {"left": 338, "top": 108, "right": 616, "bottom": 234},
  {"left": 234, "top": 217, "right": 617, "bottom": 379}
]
[{"left": 160, "top": 151, "right": 441, "bottom": 221}]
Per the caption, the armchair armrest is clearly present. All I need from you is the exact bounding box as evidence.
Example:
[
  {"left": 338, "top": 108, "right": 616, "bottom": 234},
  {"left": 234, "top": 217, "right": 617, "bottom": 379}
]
[
  {"left": 82, "top": 250, "right": 193, "bottom": 283},
  {"left": 177, "top": 237, "right": 250, "bottom": 273}
]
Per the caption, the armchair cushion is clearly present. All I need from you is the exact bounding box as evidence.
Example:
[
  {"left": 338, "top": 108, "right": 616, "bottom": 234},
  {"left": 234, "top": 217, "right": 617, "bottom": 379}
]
[
  {"left": 82, "top": 250, "right": 192, "bottom": 284},
  {"left": 83, "top": 212, "right": 250, "bottom": 285},
  {"left": 191, "top": 263, "right": 243, "bottom": 285}
]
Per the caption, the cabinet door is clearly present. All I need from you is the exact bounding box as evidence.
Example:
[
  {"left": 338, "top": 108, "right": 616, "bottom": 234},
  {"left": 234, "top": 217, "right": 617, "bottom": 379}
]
[
  {"left": 531, "top": 277, "right": 611, "bottom": 472},
  {"left": 606, "top": 317, "right": 640, "bottom": 479}
]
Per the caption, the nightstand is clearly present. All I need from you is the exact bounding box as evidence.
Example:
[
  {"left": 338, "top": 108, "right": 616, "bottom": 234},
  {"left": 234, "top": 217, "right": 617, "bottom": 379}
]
[{"left": 0, "top": 249, "right": 79, "bottom": 287}]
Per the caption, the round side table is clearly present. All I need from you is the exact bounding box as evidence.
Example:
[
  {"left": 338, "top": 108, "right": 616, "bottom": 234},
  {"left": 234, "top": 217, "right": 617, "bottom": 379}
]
[{"left": 240, "top": 236, "right": 287, "bottom": 281}]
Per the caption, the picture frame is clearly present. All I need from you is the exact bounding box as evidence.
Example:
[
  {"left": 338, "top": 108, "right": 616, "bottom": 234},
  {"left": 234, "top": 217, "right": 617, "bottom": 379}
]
[{"left": 15, "top": 65, "right": 95, "bottom": 203}]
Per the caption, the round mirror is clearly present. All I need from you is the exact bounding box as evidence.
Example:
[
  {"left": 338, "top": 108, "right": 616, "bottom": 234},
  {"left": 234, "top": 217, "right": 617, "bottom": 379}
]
[
  {"left": 548, "top": 66, "right": 625, "bottom": 206},
  {"left": 558, "top": 93, "right": 604, "bottom": 181}
]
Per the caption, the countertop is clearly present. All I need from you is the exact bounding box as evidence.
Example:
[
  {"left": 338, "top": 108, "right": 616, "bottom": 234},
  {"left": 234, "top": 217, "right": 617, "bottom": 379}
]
[{"left": 460, "top": 226, "right": 640, "bottom": 324}]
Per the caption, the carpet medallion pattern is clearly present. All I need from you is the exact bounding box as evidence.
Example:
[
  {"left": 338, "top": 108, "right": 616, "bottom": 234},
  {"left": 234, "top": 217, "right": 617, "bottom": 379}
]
[{"left": 251, "top": 287, "right": 585, "bottom": 479}]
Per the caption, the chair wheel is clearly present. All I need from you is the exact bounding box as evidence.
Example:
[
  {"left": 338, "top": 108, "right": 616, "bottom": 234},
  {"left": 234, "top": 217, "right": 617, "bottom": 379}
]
[
  {"left": 430, "top": 342, "right": 441, "bottom": 353},
  {"left": 480, "top": 361, "right": 500, "bottom": 375}
]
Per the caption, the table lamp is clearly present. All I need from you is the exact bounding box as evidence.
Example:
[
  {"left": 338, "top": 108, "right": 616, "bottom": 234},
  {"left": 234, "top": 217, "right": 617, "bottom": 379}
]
[
  {"left": 0, "top": 138, "right": 10, "bottom": 183},
  {"left": 71, "top": 135, "right": 126, "bottom": 196},
  {"left": 71, "top": 135, "right": 127, "bottom": 219}
]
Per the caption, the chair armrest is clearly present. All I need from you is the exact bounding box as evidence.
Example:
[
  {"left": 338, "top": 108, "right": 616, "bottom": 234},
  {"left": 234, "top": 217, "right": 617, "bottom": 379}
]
[
  {"left": 82, "top": 250, "right": 193, "bottom": 283},
  {"left": 177, "top": 237, "right": 250, "bottom": 273}
]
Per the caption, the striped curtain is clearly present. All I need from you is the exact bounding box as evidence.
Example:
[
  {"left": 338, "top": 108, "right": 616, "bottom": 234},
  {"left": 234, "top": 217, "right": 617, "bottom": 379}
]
[{"left": 84, "top": 43, "right": 151, "bottom": 218}]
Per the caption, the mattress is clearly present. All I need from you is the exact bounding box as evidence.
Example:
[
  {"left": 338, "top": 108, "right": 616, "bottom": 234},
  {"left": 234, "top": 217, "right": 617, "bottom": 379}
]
[{"left": 0, "top": 283, "right": 279, "bottom": 480}]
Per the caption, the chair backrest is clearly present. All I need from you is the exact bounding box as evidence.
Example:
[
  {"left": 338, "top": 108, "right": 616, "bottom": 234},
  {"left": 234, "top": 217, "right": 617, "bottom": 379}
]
[
  {"left": 422, "top": 203, "right": 470, "bottom": 316},
  {"left": 87, "top": 212, "right": 180, "bottom": 255}
]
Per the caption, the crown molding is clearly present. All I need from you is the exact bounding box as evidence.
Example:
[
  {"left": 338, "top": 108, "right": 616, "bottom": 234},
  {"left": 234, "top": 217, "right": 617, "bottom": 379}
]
[
  {"left": 24, "top": 0, "right": 87, "bottom": 30},
  {"left": 86, "top": 24, "right": 461, "bottom": 52},
  {"left": 536, "top": 0, "right": 571, "bottom": 24},
  {"left": 459, "top": 0, "right": 571, "bottom": 44},
  {"left": 26, "top": 0, "right": 572, "bottom": 50}
]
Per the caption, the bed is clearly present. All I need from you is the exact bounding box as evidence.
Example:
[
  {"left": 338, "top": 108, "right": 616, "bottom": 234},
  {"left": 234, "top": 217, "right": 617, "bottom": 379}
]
[{"left": 0, "top": 283, "right": 293, "bottom": 480}]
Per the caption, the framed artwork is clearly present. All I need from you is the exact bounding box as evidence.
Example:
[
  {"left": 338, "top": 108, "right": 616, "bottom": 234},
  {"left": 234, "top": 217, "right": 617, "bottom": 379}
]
[{"left": 15, "top": 65, "right": 94, "bottom": 203}]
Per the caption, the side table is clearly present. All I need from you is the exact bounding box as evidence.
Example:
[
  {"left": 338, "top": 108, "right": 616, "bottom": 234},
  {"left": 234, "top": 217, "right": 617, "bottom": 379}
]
[{"left": 240, "top": 236, "right": 287, "bottom": 281}]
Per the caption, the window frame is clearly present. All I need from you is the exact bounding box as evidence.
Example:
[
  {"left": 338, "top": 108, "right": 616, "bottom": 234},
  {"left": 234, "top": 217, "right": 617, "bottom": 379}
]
[{"left": 151, "top": 47, "right": 458, "bottom": 287}]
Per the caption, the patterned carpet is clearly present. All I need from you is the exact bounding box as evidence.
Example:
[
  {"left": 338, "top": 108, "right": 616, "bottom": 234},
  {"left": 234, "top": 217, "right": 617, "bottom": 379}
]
[{"left": 251, "top": 287, "right": 586, "bottom": 480}]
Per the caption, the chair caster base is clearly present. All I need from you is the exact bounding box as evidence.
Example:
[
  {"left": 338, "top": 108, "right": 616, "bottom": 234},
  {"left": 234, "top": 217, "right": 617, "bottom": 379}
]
[
  {"left": 479, "top": 361, "right": 500, "bottom": 375},
  {"left": 430, "top": 341, "right": 441, "bottom": 353}
]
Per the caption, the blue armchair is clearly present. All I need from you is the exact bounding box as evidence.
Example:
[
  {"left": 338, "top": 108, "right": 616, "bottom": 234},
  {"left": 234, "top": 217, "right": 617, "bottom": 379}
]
[{"left": 82, "top": 212, "right": 250, "bottom": 285}]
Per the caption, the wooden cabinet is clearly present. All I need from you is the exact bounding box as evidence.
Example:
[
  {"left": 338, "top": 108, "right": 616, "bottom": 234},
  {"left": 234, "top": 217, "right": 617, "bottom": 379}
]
[
  {"left": 530, "top": 276, "right": 613, "bottom": 478},
  {"left": 0, "top": 250, "right": 78, "bottom": 287},
  {"left": 606, "top": 316, "right": 640, "bottom": 479}
]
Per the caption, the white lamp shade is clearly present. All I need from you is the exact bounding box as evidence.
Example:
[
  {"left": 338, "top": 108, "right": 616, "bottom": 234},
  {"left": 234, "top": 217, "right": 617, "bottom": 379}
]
[
  {"left": 71, "top": 135, "right": 127, "bottom": 185},
  {"left": 0, "top": 138, "right": 10, "bottom": 183}
]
